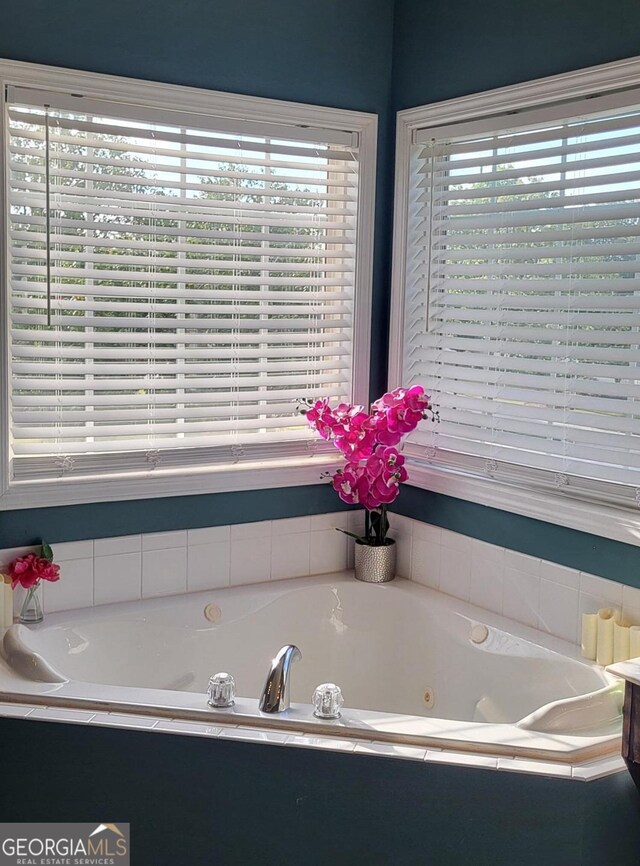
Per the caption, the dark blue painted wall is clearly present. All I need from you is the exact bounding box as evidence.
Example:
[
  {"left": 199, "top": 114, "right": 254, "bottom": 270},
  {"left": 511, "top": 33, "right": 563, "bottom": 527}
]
[
  {"left": 392, "top": 0, "right": 640, "bottom": 110},
  {"left": 2, "top": 717, "right": 640, "bottom": 865},
  {"left": 2, "top": 0, "right": 640, "bottom": 584},
  {"left": 390, "top": 0, "right": 640, "bottom": 583},
  {"left": 0, "top": 0, "right": 394, "bottom": 547}
]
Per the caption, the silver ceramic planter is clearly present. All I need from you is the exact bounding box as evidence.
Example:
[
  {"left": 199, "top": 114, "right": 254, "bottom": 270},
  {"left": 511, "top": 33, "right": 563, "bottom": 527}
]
[{"left": 354, "top": 539, "right": 396, "bottom": 583}]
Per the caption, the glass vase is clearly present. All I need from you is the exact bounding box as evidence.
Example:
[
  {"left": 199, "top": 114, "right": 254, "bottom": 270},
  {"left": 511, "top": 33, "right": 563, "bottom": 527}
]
[{"left": 19, "top": 581, "right": 43, "bottom": 624}]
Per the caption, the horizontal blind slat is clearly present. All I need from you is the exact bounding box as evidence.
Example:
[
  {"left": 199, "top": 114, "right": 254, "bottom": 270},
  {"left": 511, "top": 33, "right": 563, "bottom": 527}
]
[
  {"left": 404, "top": 93, "right": 640, "bottom": 492},
  {"left": 8, "top": 94, "right": 359, "bottom": 461}
]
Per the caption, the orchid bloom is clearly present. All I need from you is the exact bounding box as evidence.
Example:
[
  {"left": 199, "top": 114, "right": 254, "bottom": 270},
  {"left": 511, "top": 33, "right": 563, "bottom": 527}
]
[{"left": 304, "top": 385, "right": 435, "bottom": 519}]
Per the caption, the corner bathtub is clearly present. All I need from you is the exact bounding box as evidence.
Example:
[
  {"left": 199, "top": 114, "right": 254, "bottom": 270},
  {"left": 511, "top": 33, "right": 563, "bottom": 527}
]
[{"left": 0, "top": 574, "right": 623, "bottom": 763}]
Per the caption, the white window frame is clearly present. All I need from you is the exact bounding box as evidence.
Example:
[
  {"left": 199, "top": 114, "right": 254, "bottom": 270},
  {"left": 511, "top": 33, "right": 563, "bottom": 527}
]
[
  {"left": 389, "top": 55, "right": 640, "bottom": 546},
  {"left": 0, "top": 59, "right": 377, "bottom": 509}
]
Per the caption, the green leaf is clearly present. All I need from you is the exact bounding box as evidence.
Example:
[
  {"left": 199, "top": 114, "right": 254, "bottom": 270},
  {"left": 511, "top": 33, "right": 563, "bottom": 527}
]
[
  {"left": 41, "top": 542, "right": 54, "bottom": 562},
  {"left": 336, "top": 528, "right": 366, "bottom": 542}
]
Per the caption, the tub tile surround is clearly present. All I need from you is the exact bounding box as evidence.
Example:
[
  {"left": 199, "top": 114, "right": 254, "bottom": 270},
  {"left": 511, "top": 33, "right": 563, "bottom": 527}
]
[
  {"left": 0, "top": 513, "right": 355, "bottom": 618},
  {"left": 0, "top": 700, "right": 625, "bottom": 781},
  {"left": 0, "top": 511, "right": 636, "bottom": 646},
  {"left": 0, "top": 506, "right": 629, "bottom": 782},
  {"left": 388, "top": 514, "right": 637, "bottom": 647}
]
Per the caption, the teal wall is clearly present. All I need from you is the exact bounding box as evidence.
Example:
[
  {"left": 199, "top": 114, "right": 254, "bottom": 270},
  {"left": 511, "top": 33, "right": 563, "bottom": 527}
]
[
  {"left": 2, "top": 0, "right": 640, "bottom": 583},
  {"left": 3, "top": 716, "right": 640, "bottom": 866},
  {"left": 392, "top": 0, "right": 640, "bottom": 110},
  {"left": 390, "top": 0, "right": 640, "bottom": 585},
  {"left": 0, "top": 0, "right": 393, "bottom": 548},
  {"left": 394, "top": 488, "right": 640, "bottom": 587}
]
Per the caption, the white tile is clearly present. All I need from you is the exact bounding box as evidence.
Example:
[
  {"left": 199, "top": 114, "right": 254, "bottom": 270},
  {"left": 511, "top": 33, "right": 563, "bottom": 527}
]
[
  {"left": 389, "top": 514, "right": 413, "bottom": 537},
  {"left": 187, "top": 542, "right": 230, "bottom": 592},
  {"left": 230, "top": 538, "right": 272, "bottom": 585},
  {"left": 154, "top": 719, "right": 222, "bottom": 737},
  {"left": 44, "top": 558, "right": 94, "bottom": 612},
  {"left": 539, "top": 579, "right": 579, "bottom": 644},
  {"left": 53, "top": 540, "right": 94, "bottom": 561},
  {"left": 271, "top": 532, "right": 310, "bottom": 580},
  {"left": 0, "top": 703, "right": 36, "bottom": 718},
  {"left": 571, "top": 755, "right": 626, "bottom": 781},
  {"left": 142, "top": 547, "right": 187, "bottom": 598},
  {"left": 622, "top": 584, "right": 640, "bottom": 626},
  {"left": 142, "top": 530, "right": 187, "bottom": 551},
  {"left": 0, "top": 546, "right": 37, "bottom": 568},
  {"left": 470, "top": 555, "right": 504, "bottom": 615},
  {"left": 94, "top": 553, "right": 141, "bottom": 605},
  {"left": 286, "top": 735, "right": 356, "bottom": 752},
  {"left": 309, "top": 529, "right": 348, "bottom": 575},
  {"left": 497, "top": 758, "right": 572, "bottom": 778},
  {"left": 394, "top": 532, "right": 412, "bottom": 579},
  {"left": 425, "top": 750, "right": 497, "bottom": 770},
  {"left": 311, "top": 512, "right": 350, "bottom": 532},
  {"left": 502, "top": 568, "right": 540, "bottom": 628},
  {"left": 539, "top": 560, "right": 580, "bottom": 589},
  {"left": 94, "top": 535, "right": 141, "bottom": 556},
  {"left": 230, "top": 521, "right": 272, "bottom": 540},
  {"left": 354, "top": 742, "right": 427, "bottom": 761},
  {"left": 439, "top": 547, "right": 471, "bottom": 601},
  {"left": 472, "top": 538, "right": 505, "bottom": 563},
  {"left": 411, "top": 537, "right": 440, "bottom": 589},
  {"left": 91, "top": 712, "right": 158, "bottom": 730},
  {"left": 348, "top": 510, "right": 365, "bottom": 536},
  {"left": 219, "top": 726, "right": 288, "bottom": 744},
  {"left": 272, "top": 516, "right": 311, "bottom": 535},
  {"left": 504, "top": 550, "right": 540, "bottom": 576},
  {"left": 389, "top": 516, "right": 412, "bottom": 579},
  {"left": 440, "top": 529, "right": 471, "bottom": 553},
  {"left": 412, "top": 522, "right": 441, "bottom": 545},
  {"left": 29, "top": 707, "right": 96, "bottom": 723},
  {"left": 578, "top": 591, "right": 620, "bottom": 620},
  {"left": 580, "top": 572, "right": 623, "bottom": 608},
  {"left": 187, "top": 525, "right": 230, "bottom": 545}
]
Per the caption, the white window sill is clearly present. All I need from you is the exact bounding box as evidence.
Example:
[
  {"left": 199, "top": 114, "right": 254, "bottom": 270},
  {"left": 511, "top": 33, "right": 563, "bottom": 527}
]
[
  {"left": 0, "top": 454, "right": 340, "bottom": 510},
  {"left": 405, "top": 461, "right": 640, "bottom": 548}
]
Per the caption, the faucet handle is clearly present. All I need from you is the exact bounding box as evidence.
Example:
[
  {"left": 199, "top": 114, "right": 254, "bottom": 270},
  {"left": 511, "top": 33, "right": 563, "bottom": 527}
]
[
  {"left": 208, "top": 672, "right": 236, "bottom": 708},
  {"left": 313, "top": 682, "right": 344, "bottom": 719}
]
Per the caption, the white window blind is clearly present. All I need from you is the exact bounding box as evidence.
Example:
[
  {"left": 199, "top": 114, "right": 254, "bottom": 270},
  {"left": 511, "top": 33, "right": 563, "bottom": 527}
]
[
  {"left": 402, "top": 93, "right": 640, "bottom": 506},
  {"left": 6, "top": 85, "right": 361, "bottom": 481}
]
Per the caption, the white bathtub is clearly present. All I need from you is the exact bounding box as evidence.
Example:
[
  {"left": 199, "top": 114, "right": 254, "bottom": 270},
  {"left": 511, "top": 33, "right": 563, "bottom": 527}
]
[{"left": 0, "top": 574, "right": 622, "bottom": 763}]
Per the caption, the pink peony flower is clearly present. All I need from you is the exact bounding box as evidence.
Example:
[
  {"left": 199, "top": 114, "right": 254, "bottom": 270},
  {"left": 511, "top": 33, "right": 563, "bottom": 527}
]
[{"left": 7, "top": 554, "right": 60, "bottom": 590}]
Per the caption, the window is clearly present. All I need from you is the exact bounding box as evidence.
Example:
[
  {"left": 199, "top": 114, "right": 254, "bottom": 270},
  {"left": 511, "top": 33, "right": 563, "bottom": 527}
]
[
  {"left": 0, "top": 61, "right": 376, "bottom": 507},
  {"left": 390, "top": 60, "right": 640, "bottom": 538}
]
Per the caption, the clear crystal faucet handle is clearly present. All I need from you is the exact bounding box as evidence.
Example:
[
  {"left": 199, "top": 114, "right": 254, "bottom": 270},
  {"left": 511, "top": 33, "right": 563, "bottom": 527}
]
[
  {"left": 312, "top": 682, "right": 344, "bottom": 719},
  {"left": 208, "top": 672, "right": 236, "bottom": 708}
]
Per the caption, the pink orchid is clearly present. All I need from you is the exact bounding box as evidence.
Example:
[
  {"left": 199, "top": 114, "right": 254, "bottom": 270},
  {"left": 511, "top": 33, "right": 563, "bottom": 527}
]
[
  {"left": 371, "top": 386, "right": 432, "bottom": 445},
  {"left": 304, "top": 385, "right": 438, "bottom": 543}
]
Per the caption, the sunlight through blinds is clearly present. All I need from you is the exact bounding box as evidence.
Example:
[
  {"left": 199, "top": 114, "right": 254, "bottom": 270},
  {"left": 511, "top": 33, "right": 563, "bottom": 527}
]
[
  {"left": 403, "top": 96, "right": 640, "bottom": 501},
  {"left": 6, "top": 86, "right": 360, "bottom": 479}
]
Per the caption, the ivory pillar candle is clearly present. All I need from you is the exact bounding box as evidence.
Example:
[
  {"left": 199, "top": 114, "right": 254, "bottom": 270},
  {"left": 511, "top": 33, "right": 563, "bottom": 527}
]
[
  {"left": 581, "top": 613, "right": 598, "bottom": 660},
  {"left": 614, "top": 622, "right": 631, "bottom": 663},
  {"left": 596, "top": 608, "right": 616, "bottom": 666}
]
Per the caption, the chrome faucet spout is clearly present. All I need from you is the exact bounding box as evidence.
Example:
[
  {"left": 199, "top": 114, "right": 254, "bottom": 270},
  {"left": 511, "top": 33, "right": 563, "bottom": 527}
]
[{"left": 259, "top": 644, "right": 302, "bottom": 713}]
